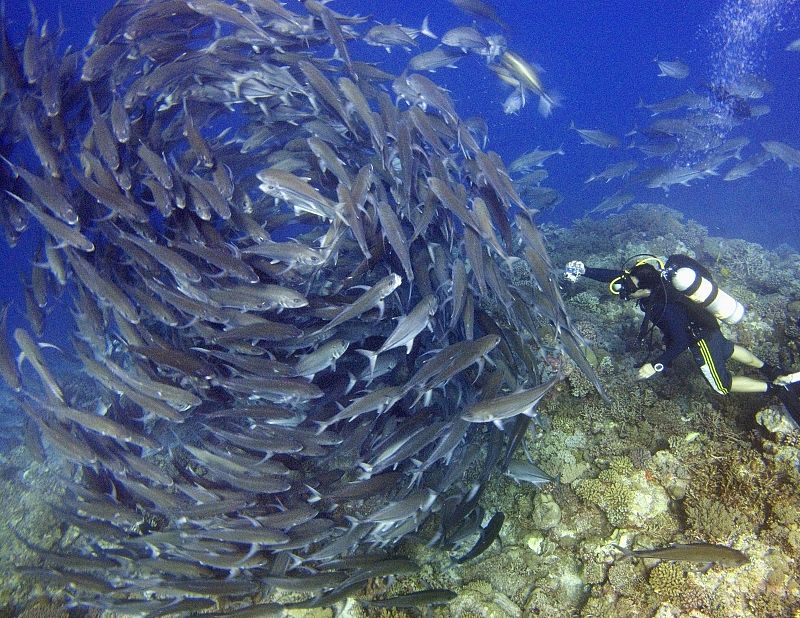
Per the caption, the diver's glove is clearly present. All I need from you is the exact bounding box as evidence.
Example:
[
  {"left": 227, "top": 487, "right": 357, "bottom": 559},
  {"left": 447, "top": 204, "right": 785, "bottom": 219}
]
[
  {"left": 637, "top": 362, "right": 663, "bottom": 380},
  {"left": 564, "top": 260, "right": 585, "bottom": 282}
]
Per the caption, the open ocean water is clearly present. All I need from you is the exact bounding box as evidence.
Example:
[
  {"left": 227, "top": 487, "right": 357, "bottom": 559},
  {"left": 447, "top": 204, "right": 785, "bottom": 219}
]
[{"left": 3, "top": 0, "right": 799, "bottom": 335}]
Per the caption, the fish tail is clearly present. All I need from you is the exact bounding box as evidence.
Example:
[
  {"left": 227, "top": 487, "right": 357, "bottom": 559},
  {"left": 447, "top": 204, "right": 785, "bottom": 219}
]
[
  {"left": 356, "top": 348, "right": 378, "bottom": 376},
  {"left": 420, "top": 15, "right": 436, "bottom": 39},
  {"left": 612, "top": 544, "right": 635, "bottom": 559}
]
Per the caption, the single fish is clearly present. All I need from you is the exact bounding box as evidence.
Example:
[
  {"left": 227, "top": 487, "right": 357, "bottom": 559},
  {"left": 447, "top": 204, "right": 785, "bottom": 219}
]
[
  {"left": 504, "top": 460, "right": 554, "bottom": 486},
  {"left": 570, "top": 121, "right": 619, "bottom": 148},
  {"left": 0, "top": 303, "right": 21, "bottom": 391},
  {"left": 586, "top": 160, "right": 637, "bottom": 183},
  {"left": 449, "top": 0, "right": 507, "bottom": 29},
  {"left": 509, "top": 147, "right": 565, "bottom": 173},
  {"left": 14, "top": 328, "right": 62, "bottom": 401},
  {"left": 408, "top": 46, "right": 465, "bottom": 72},
  {"left": 137, "top": 142, "right": 174, "bottom": 190},
  {"left": 461, "top": 379, "right": 557, "bottom": 428},
  {"left": 614, "top": 543, "right": 748, "bottom": 567},
  {"left": 454, "top": 511, "right": 504, "bottom": 563},
  {"left": 293, "top": 339, "right": 350, "bottom": 378},
  {"left": 366, "top": 588, "right": 457, "bottom": 608},
  {"left": 317, "top": 274, "right": 402, "bottom": 334},
  {"left": 762, "top": 141, "right": 800, "bottom": 170},
  {"left": 441, "top": 26, "right": 488, "bottom": 52},
  {"left": 655, "top": 58, "right": 689, "bottom": 79}
]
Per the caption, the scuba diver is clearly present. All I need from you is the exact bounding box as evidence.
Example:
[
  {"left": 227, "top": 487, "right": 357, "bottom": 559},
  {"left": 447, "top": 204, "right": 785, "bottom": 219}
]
[
  {"left": 708, "top": 83, "right": 753, "bottom": 119},
  {"left": 563, "top": 254, "right": 800, "bottom": 422}
]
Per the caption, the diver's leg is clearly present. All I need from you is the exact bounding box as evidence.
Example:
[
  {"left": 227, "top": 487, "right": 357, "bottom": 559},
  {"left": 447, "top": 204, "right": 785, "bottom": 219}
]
[
  {"left": 730, "top": 345, "right": 764, "bottom": 368},
  {"left": 692, "top": 334, "right": 734, "bottom": 394},
  {"left": 732, "top": 345, "right": 788, "bottom": 381},
  {"left": 729, "top": 375, "right": 769, "bottom": 393}
]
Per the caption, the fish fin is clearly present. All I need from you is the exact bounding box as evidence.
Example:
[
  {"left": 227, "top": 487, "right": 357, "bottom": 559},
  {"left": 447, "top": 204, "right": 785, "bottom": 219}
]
[
  {"left": 345, "top": 371, "right": 357, "bottom": 394},
  {"left": 611, "top": 544, "right": 634, "bottom": 559},
  {"left": 0, "top": 154, "right": 18, "bottom": 176},
  {"left": 312, "top": 420, "right": 330, "bottom": 435},
  {"left": 356, "top": 349, "right": 378, "bottom": 376},
  {"left": 305, "top": 484, "right": 322, "bottom": 503},
  {"left": 37, "top": 341, "right": 62, "bottom": 354},
  {"left": 420, "top": 15, "right": 436, "bottom": 39},
  {"left": 537, "top": 95, "right": 552, "bottom": 118}
]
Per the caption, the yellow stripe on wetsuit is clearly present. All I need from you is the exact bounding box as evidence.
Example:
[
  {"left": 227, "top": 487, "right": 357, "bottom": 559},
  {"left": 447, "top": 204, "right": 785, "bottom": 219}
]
[{"left": 697, "top": 338, "right": 728, "bottom": 394}]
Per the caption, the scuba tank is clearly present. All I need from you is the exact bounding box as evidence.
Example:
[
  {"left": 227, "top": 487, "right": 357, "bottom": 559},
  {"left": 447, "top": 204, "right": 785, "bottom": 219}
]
[{"left": 662, "top": 255, "right": 745, "bottom": 325}]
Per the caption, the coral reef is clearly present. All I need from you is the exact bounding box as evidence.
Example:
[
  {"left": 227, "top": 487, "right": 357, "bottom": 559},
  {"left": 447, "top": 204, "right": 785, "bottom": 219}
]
[
  {"left": 4, "top": 206, "right": 800, "bottom": 616},
  {"left": 647, "top": 561, "right": 687, "bottom": 601}
]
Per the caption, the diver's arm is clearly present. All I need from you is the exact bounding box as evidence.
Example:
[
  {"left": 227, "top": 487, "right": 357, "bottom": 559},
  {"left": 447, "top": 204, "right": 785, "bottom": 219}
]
[
  {"left": 583, "top": 267, "right": 621, "bottom": 284},
  {"left": 652, "top": 309, "right": 692, "bottom": 370},
  {"left": 563, "top": 261, "right": 620, "bottom": 284}
]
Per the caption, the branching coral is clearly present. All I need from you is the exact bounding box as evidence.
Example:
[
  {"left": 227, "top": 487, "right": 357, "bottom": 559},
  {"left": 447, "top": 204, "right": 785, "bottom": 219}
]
[
  {"left": 573, "top": 458, "right": 670, "bottom": 530},
  {"left": 607, "top": 561, "right": 645, "bottom": 597},
  {"left": 574, "top": 477, "right": 632, "bottom": 529},
  {"left": 683, "top": 495, "right": 748, "bottom": 544},
  {"left": 647, "top": 562, "right": 687, "bottom": 601}
]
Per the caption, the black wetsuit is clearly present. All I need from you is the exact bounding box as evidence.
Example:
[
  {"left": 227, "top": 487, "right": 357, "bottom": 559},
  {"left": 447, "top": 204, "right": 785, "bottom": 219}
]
[{"left": 584, "top": 267, "right": 734, "bottom": 393}]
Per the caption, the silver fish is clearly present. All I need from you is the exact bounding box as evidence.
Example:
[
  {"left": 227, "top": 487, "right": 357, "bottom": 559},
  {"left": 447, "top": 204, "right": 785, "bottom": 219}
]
[
  {"left": 570, "top": 121, "right": 619, "bottom": 148},
  {"left": 614, "top": 543, "right": 747, "bottom": 566},
  {"left": 441, "top": 26, "right": 488, "bottom": 52},
  {"left": 0, "top": 304, "right": 21, "bottom": 391},
  {"left": 762, "top": 140, "right": 800, "bottom": 170},
  {"left": 293, "top": 339, "right": 350, "bottom": 378},
  {"left": 461, "top": 379, "right": 558, "bottom": 427},
  {"left": 655, "top": 57, "right": 689, "bottom": 79},
  {"left": 317, "top": 273, "right": 402, "bottom": 334},
  {"left": 14, "top": 328, "right": 62, "bottom": 401},
  {"left": 358, "top": 294, "right": 437, "bottom": 374},
  {"left": 408, "top": 46, "right": 465, "bottom": 72},
  {"left": 137, "top": 142, "right": 174, "bottom": 190},
  {"left": 4, "top": 191, "right": 93, "bottom": 252}
]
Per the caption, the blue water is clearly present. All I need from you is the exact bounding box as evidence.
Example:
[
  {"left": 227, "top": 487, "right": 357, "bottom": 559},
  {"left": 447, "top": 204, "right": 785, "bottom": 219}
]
[{"left": 2, "top": 0, "right": 799, "bottom": 341}]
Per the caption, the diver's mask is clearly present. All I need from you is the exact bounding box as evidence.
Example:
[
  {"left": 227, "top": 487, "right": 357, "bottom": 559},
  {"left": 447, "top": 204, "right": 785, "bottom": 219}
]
[
  {"left": 609, "top": 255, "right": 665, "bottom": 301},
  {"left": 610, "top": 274, "right": 639, "bottom": 300}
]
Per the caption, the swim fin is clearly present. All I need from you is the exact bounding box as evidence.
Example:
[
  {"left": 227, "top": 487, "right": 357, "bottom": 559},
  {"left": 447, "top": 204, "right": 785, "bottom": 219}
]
[
  {"left": 773, "top": 383, "right": 800, "bottom": 427},
  {"left": 760, "top": 363, "right": 785, "bottom": 382}
]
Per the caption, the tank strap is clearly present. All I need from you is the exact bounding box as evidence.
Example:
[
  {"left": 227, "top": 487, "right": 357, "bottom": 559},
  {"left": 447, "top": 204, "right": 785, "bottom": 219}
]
[
  {"left": 681, "top": 273, "right": 718, "bottom": 308},
  {"left": 696, "top": 280, "right": 718, "bottom": 308}
]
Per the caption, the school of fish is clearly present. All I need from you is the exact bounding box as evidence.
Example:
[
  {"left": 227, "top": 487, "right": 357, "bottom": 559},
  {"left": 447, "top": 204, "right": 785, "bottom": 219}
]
[{"left": 0, "top": 0, "right": 604, "bottom": 613}]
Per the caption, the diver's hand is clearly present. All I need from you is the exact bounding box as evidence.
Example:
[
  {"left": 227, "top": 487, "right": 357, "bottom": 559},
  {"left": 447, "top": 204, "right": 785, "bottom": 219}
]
[
  {"left": 564, "top": 260, "right": 585, "bottom": 282},
  {"left": 637, "top": 363, "right": 658, "bottom": 380}
]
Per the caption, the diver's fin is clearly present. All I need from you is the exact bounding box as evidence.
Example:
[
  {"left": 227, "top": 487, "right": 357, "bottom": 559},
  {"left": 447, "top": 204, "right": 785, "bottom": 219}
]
[
  {"left": 774, "top": 383, "right": 800, "bottom": 427},
  {"left": 760, "top": 363, "right": 785, "bottom": 382}
]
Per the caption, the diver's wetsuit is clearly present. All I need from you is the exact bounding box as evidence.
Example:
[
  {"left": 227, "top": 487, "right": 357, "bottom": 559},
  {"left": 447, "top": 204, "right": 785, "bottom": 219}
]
[{"left": 583, "top": 267, "right": 733, "bottom": 393}]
